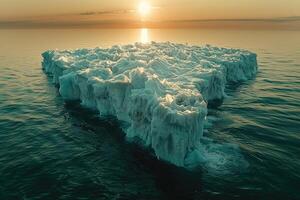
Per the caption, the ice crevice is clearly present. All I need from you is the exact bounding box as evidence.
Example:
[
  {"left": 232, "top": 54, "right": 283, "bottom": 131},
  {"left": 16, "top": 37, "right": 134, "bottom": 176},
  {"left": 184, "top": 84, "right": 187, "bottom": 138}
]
[{"left": 42, "top": 42, "right": 258, "bottom": 167}]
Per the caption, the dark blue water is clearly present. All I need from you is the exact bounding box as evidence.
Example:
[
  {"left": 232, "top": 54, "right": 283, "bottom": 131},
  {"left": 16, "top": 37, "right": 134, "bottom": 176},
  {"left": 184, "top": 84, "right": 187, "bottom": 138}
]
[{"left": 0, "top": 29, "right": 299, "bottom": 199}]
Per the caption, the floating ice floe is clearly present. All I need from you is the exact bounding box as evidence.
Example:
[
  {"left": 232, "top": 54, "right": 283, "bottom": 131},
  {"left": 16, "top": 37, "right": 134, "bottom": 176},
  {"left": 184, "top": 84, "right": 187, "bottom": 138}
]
[{"left": 42, "top": 42, "right": 257, "bottom": 167}]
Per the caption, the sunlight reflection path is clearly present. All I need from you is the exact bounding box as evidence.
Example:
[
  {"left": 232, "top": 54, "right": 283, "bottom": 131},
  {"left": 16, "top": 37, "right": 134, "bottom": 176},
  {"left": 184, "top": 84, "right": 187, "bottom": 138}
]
[{"left": 140, "top": 28, "right": 150, "bottom": 43}]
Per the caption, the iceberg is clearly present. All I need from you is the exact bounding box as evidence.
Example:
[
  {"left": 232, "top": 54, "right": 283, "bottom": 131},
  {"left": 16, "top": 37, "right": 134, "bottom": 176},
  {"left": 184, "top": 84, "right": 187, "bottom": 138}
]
[{"left": 42, "top": 42, "right": 257, "bottom": 167}]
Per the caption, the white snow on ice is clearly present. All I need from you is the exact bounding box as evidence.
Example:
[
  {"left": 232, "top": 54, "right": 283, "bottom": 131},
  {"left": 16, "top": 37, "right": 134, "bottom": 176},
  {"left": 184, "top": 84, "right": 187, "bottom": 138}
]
[{"left": 42, "top": 42, "right": 257, "bottom": 168}]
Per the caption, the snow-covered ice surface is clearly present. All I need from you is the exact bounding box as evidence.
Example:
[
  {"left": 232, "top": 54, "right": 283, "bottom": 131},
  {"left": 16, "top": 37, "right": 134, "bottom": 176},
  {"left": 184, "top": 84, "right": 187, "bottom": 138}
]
[{"left": 42, "top": 42, "right": 257, "bottom": 168}]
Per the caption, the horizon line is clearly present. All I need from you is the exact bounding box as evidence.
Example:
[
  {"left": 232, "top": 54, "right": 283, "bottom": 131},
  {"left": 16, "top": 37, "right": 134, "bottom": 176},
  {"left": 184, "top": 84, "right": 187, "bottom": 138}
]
[{"left": 0, "top": 16, "right": 299, "bottom": 30}]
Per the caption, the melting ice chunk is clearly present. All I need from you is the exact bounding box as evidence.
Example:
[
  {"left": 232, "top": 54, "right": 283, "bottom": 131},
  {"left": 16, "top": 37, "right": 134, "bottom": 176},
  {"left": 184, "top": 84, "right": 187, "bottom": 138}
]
[{"left": 42, "top": 42, "right": 257, "bottom": 167}]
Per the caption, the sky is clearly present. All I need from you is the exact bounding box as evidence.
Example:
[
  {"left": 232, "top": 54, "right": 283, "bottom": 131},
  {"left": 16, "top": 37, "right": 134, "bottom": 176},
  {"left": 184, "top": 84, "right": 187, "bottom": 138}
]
[{"left": 0, "top": 0, "right": 300, "bottom": 29}]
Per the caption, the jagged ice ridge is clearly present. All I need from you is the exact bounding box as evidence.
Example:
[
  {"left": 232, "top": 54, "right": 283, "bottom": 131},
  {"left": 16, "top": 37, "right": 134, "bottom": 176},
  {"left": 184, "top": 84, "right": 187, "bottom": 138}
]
[{"left": 42, "top": 42, "right": 258, "bottom": 167}]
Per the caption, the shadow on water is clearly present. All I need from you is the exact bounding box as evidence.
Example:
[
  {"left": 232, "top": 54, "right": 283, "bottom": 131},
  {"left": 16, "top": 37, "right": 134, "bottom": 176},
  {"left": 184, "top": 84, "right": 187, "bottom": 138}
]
[
  {"left": 224, "top": 78, "right": 257, "bottom": 96},
  {"left": 63, "top": 100, "right": 205, "bottom": 200}
]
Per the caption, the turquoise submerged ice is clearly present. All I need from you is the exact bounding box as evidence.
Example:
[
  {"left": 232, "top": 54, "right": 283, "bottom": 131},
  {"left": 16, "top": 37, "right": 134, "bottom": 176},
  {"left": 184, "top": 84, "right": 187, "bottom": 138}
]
[{"left": 42, "top": 42, "right": 258, "bottom": 167}]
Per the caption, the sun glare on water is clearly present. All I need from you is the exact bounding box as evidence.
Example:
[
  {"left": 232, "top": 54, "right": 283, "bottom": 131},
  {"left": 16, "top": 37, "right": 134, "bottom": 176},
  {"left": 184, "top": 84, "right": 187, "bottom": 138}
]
[{"left": 140, "top": 28, "right": 149, "bottom": 43}]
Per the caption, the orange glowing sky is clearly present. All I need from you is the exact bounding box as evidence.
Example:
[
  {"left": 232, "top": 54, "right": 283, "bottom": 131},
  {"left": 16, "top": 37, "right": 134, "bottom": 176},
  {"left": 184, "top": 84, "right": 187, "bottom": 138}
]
[{"left": 0, "top": 0, "right": 300, "bottom": 29}]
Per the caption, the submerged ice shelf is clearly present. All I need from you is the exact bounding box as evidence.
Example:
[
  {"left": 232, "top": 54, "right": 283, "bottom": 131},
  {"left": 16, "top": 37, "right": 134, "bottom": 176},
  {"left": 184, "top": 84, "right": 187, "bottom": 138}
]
[{"left": 42, "top": 42, "right": 257, "bottom": 167}]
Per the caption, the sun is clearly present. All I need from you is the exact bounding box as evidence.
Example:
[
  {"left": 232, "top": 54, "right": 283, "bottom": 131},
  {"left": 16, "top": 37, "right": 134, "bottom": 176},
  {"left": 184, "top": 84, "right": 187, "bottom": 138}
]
[{"left": 138, "top": 1, "right": 151, "bottom": 16}]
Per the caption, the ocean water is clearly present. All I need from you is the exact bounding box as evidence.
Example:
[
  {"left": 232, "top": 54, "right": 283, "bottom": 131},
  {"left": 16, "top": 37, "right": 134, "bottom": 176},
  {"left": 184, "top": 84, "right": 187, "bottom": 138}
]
[{"left": 0, "top": 29, "right": 299, "bottom": 199}]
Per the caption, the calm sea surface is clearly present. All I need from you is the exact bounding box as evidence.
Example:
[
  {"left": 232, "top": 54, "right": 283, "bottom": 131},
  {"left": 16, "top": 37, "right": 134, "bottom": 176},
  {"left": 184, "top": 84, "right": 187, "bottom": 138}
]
[{"left": 0, "top": 29, "right": 299, "bottom": 199}]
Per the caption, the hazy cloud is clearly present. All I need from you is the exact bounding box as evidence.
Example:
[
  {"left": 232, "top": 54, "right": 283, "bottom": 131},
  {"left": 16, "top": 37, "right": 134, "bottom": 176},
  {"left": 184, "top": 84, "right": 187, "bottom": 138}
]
[
  {"left": 79, "top": 9, "right": 134, "bottom": 16},
  {"left": 171, "top": 16, "right": 300, "bottom": 23}
]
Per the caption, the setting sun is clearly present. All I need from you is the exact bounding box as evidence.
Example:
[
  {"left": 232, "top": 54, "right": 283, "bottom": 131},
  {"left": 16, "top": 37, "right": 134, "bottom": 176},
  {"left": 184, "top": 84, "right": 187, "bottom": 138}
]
[{"left": 138, "top": 1, "right": 151, "bottom": 16}]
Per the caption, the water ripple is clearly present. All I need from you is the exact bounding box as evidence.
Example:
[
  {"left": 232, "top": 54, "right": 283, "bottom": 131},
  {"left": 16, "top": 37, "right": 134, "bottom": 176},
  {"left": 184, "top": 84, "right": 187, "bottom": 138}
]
[{"left": 0, "top": 29, "right": 299, "bottom": 199}]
